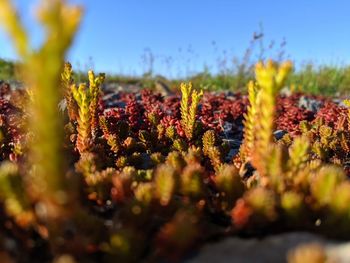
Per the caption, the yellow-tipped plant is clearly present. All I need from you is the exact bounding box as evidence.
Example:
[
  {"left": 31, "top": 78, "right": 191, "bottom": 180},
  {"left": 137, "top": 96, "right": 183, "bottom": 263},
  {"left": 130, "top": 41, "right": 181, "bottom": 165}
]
[
  {"left": 154, "top": 164, "right": 177, "bottom": 206},
  {"left": 215, "top": 164, "right": 244, "bottom": 209},
  {"left": 99, "top": 115, "right": 122, "bottom": 153},
  {"left": 240, "top": 80, "right": 259, "bottom": 162},
  {"left": 61, "top": 62, "right": 79, "bottom": 121},
  {"left": 343, "top": 99, "right": 350, "bottom": 129},
  {"left": 71, "top": 70, "right": 105, "bottom": 153},
  {"left": 202, "top": 130, "right": 223, "bottom": 171},
  {"left": 287, "top": 136, "right": 310, "bottom": 175},
  {"left": 88, "top": 70, "right": 105, "bottom": 137},
  {"left": 251, "top": 60, "right": 292, "bottom": 176},
  {"left": 180, "top": 82, "right": 203, "bottom": 140},
  {"left": 71, "top": 83, "right": 92, "bottom": 153}
]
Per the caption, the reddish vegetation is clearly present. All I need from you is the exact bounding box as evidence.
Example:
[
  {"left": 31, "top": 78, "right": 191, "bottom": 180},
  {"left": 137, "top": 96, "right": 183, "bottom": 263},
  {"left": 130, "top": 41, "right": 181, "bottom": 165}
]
[
  {"left": 101, "top": 90, "right": 342, "bottom": 139},
  {"left": 2, "top": 79, "right": 350, "bottom": 261}
]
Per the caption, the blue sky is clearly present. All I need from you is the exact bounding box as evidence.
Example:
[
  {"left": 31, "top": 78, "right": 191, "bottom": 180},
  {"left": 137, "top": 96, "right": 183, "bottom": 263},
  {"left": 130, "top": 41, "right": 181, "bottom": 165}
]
[{"left": 0, "top": 0, "right": 350, "bottom": 77}]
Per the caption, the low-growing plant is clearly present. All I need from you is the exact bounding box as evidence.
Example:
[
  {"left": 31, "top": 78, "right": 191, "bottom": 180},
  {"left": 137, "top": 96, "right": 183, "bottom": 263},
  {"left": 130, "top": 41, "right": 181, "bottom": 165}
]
[
  {"left": 2, "top": 1, "right": 350, "bottom": 262},
  {"left": 180, "top": 82, "right": 203, "bottom": 141},
  {"left": 0, "top": 0, "right": 83, "bottom": 223},
  {"left": 70, "top": 69, "right": 105, "bottom": 153}
]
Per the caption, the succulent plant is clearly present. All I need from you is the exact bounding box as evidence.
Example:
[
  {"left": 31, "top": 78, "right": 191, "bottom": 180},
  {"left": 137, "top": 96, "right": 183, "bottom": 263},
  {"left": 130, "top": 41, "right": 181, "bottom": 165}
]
[
  {"left": 240, "top": 81, "right": 259, "bottom": 162},
  {"left": 61, "top": 62, "right": 79, "bottom": 121},
  {"left": 3, "top": 4, "right": 350, "bottom": 260},
  {"left": 215, "top": 164, "right": 244, "bottom": 209},
  {"left": 251, "top": 60, "right": 293, "bottom": 176},
  {"left": 202, "top": 130, "right": 223, "bottom": 171},
  {"left": 180, "top": 82, "right": 203, "bottom": 141},
  {"left": 154, "top": 164, "right": 177, "bottom": 206},
  {"left": 71, "top": 70, "right": 105, "bottom": 154}
]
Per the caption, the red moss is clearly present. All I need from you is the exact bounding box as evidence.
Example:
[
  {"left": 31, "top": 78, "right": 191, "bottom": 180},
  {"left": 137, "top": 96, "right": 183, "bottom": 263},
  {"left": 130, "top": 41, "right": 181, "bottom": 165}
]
[
  {"left": 314, "top": 101, "right": 348, "bottom": 128},
  {"left": 200, "top": 92, "right": 247, "bottom": 133},
  {"left": 276, "top": 95, "right": 315, "bottom": 136}
]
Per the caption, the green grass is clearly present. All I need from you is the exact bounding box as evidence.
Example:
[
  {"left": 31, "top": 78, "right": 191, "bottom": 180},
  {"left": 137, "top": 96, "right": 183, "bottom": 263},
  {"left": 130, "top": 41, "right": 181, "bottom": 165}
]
[
  {"left": 0, "top": 58, "right": 16, "bottom": 81},
  {"left": 2, "top": 57, "right": 350, "bottom": 96}
]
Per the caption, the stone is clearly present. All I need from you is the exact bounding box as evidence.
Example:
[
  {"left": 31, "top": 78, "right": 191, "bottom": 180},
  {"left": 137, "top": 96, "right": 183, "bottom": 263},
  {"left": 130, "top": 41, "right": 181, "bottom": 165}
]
[
  {"left": 274, "top": 130, "right": 287, "bottom": 140},
  {"left": 155, "top": 80, "right": 172, "bottom": 96},
  {"left": 280, "top": 86, "right": 292, "bottom": 96},
  {"left": 186, "top": 232, "right": 350, "bottom": 263},
  {"left": 298, "top": 96, "right": 323, "bottom": 113}
]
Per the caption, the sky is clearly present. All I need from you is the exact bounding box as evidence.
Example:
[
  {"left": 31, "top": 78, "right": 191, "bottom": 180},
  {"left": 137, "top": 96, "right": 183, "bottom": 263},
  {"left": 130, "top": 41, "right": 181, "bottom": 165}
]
[{"left": 0, "top": 0, "right": 350, "bottom": 77}]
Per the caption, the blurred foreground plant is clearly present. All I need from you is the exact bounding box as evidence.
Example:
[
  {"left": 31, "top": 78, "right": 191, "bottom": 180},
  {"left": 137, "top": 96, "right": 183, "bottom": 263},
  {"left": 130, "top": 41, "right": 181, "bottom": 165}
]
[
  {"left": 251, "top": 60, "right": 292, "bottom": 176},
  {"left": 0, "top": 0, "right": 107, "bottom": 257}
]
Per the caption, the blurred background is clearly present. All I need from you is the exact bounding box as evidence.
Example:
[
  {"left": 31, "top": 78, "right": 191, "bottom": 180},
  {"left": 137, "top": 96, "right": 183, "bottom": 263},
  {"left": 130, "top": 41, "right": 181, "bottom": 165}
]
[{"left": 1, "top": 0, "right": 350, "bottom": 94}]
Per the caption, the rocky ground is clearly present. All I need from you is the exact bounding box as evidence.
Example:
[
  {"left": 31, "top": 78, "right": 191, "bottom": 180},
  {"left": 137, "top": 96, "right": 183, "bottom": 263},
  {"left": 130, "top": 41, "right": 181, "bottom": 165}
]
[{"left": 187, "top": 232, "right": 350, "bottom": 263}]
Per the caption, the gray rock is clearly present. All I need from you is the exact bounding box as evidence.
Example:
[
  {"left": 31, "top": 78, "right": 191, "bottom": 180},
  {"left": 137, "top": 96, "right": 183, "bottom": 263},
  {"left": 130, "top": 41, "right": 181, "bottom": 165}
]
[
  {"left": 103, "top": 83, "right": 142, "bottom": 93},
  {"left": 222, "top": 138, "right": 241, "bottom": 162},
  {"left": 7, "top": 80, "right": 24, "bottom": 90},
  {"left": 103, "top": 93, "right": 127, "bottom": 108},
  {"left": 280, "top": 86, "right": 292, "bottom": 96},
  {"left": 274, "top": 130, "right": 287, "bottom": 140},
  {"left": 186, "top": 232, "right": 350, "bottom": 263},
  {"left": 155, "top": 80, "right": 172, "bottom": 96},
  {"left": 337, "top": 99, "right": 350, "bottom": 108},
  {"left": 222, "top": 90, "right": 235, "bottom": 97},
  {"left": 222, "top": 138, "right": 241, "bottom": 149},
  {"left": 222, "top": 122, "right": 237, "bottom": 139},
  {"left": 225, "top": 149, "right": 238, "bottom": 162},
  {"left": 298, "top": 96, "right": 323, "bottom": 112}
]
